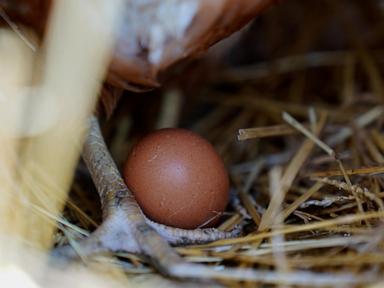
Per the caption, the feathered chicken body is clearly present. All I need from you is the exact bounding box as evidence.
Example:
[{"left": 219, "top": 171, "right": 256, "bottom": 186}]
[{"left": 1, "top": 0, "right": 276, "bottom": 89}]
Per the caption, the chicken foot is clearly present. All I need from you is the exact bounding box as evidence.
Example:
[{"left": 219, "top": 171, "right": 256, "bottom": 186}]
[{"left": 53, "top": 116, "right": 240, "bottom": 274}]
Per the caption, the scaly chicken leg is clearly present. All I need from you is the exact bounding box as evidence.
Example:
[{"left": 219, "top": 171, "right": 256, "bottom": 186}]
[{"left": 53, "top": 116, "right": 240, "bottom": 275}]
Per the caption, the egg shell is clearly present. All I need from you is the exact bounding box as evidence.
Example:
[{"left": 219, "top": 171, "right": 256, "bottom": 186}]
[{"left": 123, "top": 128, "right": 229, "bottom": 229}]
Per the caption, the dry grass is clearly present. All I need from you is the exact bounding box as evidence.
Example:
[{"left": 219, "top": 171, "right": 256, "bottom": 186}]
[
  {"left": 3, "top": 0, "right": 384, "bottom": 287},
  {"left": 91, "top": 1, "right": 384, "bottom": 286}
]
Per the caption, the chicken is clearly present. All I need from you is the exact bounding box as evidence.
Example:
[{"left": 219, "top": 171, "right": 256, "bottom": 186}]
[
  {"left": 0, "top": 0, "right": 278, "bottom": 279},
  {"left": 1, "top": 0, "right": 277, "bottom": 88},
  {"left": 108, "top": 0, "right": 277, "bottom": 89}
]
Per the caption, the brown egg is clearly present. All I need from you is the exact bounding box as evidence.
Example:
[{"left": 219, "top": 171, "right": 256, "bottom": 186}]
[{"left": 123, "top": 128, "right": 229, "bottom": 229}]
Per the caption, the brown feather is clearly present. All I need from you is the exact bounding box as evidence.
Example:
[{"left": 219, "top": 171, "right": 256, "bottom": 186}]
[{"left": 0, "top": 0, "right": 278, "bottom": 115}]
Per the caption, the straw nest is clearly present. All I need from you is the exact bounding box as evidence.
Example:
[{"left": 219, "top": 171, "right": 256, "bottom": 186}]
[{"left": 47, "top": 0, "right": 384, "bottom": 286}]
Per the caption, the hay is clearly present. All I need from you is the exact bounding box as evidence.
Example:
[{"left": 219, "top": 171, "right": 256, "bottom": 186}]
[
  {"left": 89, "top": 1, "right": 384, "bottom": 285},
  {"left": 2, "top": 0, "right": 384, "bottom": 286}
]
